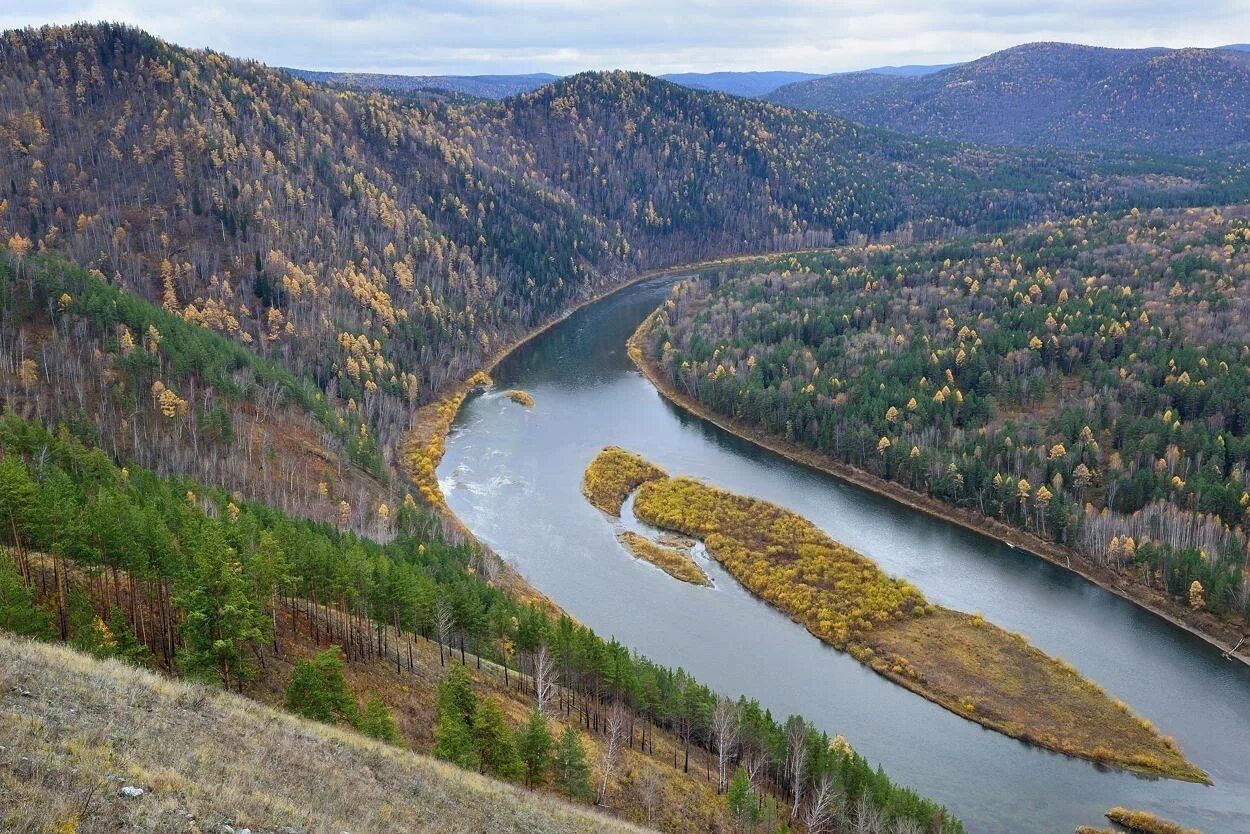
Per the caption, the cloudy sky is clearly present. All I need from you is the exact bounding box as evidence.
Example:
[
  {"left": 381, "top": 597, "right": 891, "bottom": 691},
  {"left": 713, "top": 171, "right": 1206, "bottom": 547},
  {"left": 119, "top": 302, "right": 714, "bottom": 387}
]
[{"left": 2, "top": 1, "right": 1248, "bottom": 76}]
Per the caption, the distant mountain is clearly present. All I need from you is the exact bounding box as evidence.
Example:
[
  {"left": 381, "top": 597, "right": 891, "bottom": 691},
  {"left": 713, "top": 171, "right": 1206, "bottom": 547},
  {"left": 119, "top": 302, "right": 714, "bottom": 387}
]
[
  {"left": 283, "top": 67, "right": 557, "bottom": 99},
  {"left": 860, "top": 63, "right": 957, "bottom": 76},
  {"left": 659, "top": 70, "right": 824, "bottom": 96},
  {"left": 766, "top": 43, "right": 1250, "bottom": 153}
]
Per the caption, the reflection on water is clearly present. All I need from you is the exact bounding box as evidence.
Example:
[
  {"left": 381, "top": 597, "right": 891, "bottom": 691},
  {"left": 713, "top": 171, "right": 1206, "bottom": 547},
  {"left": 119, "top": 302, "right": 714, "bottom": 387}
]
[{"left": 440, "top": 275, "right": 1250, "bottom": 834}]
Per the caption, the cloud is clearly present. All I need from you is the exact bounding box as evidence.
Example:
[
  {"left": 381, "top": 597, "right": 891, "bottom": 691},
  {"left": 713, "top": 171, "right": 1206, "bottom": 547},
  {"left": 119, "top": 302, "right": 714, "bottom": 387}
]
[{"left": 3, "top": 0, "right": 1248, "bottom": 75}]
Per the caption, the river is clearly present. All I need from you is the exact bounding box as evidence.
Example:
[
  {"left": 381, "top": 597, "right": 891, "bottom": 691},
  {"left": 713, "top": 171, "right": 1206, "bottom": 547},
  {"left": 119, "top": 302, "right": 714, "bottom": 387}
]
[{"left": 438, "top": 273, "right": 1250, "bottom": 834}]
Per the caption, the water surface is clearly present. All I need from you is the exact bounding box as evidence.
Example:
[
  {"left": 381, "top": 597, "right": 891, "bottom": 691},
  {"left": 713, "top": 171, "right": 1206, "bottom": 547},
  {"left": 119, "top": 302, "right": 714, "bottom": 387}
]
[{"left": 440, "top": 274, "right": 1250, "bottom": 834}]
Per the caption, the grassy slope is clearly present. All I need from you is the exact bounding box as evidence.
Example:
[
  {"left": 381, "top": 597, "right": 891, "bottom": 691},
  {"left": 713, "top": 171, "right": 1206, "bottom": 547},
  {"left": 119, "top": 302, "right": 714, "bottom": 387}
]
[{"left": 0, "top": 634, "right": 655, "bottom": 834}]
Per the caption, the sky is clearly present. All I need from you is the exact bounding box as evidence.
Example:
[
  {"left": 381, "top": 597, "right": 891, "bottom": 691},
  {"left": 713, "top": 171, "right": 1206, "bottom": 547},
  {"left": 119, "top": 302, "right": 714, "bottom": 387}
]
[{"left": 1, "top": 1, "right": 1248, "bottom": 76}]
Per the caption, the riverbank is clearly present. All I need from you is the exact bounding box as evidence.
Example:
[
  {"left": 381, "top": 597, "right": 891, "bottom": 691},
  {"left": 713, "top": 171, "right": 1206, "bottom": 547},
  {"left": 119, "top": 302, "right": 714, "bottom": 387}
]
[
  {"left": 616, "top": 458, "right": 1205, "bottom": 783},
  {"left": 627, "top": 310, "right": 1250, "bottom": 669}
]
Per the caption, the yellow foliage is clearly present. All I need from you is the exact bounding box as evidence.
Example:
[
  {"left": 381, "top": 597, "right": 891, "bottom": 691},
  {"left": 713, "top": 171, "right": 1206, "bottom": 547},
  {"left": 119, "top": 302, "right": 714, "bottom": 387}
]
[
  {"left": 630, "top": 474, "right": 926, "bottom": 646},
  {"left": 583, "top": 447, "right": 668, "bottom": 516}
]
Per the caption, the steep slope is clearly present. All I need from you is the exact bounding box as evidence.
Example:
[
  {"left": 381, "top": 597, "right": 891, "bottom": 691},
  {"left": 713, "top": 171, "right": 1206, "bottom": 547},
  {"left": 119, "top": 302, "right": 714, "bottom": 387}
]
[
  {"left": 0, "top": 635, "right": 652, "bottom": 834},
  {"left": 466, "top": 70, "right": 1246, "bottom": 263},
  {"left": 767, "top": 43, "right": 1250, "bottom": 153},
  {"left": 8, "top": 25, "right": 1245, "bottom": 505}
]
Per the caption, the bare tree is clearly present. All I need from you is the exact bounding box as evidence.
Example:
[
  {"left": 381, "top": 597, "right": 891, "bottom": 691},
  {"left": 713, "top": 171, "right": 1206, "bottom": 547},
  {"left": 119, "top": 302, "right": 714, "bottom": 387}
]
[
  {"left": 598, "top": 699, "right": 628, "bottom": 806},
  {"left": 533, "top": 643, "right": 557, "bottom": 716},
  {"left": 803, "top": 772, "right": 841, "bottom": 834},
  {"left": 853, "top": 793, "right": 884, "bottom": 834},
  {"left": 711, "top": 695, "right": 739, "bottom": 794},
  {"left": 637, "top": 767, "right": 665, "bottom": 824},
  {"left": 787, "top": 716, "right": 807, "bottom": 820},
  {"left": 890, "top": 817, "right": 923, "bottom": 834}
]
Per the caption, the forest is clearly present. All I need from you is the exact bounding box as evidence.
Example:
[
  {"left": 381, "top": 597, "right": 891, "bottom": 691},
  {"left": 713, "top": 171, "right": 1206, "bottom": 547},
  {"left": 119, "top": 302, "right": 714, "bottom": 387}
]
[
  {"left": 0, "top": 409, "right": 960, "bottom": 833},
  {"left": 647, "top": 206, "right": 1250, "bottom": 626}
]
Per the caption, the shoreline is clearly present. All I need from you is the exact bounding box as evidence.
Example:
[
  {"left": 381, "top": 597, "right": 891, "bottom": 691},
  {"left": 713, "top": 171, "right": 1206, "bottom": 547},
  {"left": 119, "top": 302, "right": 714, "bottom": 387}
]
[
  {"left": 626, "top": 311, "right": 1250, "bottom": 669},
  {"left": 399, "top": 254, "right": 797, "bottom": 612}
]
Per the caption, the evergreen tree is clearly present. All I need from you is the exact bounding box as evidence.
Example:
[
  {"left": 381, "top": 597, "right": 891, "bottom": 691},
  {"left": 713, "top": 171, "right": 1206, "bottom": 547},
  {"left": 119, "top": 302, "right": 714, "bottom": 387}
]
[
  {"left": 432, "top": 664, "right": 478, "bottom": 769},
  {"left": 106, "top": 608, "right": 152, "bottom": 665},
  {"left": 358, "top": 691, "right": 400, "bottom": 743},
  {"left": 176, "top": 521, "right": 265, "bottom": 689},
  {"left": 0, "top": 554, "right": 51, "bottom": 638},
  {"left": 516, "top": 709, "right": 553, "bottom": 788},
  {"left": 66, "top": 586, "right": 114, "bottom": 657},
  {"left": 473, "top": 697, "right": 522, "bottom": 781},
  {"left": 553, "top": 725, "right": 594, "bottom": 803},
  {"left": 285, "top": 647, "right": 359, "bottom": 726},
  {"left": 0, "top": 456, "right": 35, "bottom": 548}
]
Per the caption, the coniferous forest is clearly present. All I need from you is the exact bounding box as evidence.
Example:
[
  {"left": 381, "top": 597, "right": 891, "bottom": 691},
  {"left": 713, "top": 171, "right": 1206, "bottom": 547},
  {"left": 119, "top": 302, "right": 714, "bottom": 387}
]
[{"left": 648, "top": 207, "right": 1250, "bottom": 624}]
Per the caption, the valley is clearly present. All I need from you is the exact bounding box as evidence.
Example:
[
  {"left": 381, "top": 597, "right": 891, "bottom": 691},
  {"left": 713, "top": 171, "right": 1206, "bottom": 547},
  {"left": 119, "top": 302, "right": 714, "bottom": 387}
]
[{"left": 3, "top": 14, "right": 1250, "bottom": 834}]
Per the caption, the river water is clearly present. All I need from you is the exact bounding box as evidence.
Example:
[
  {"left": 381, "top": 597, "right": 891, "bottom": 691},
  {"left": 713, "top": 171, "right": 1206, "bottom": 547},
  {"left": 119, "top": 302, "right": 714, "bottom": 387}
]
[{"left": 439, "top": 274, "right": 1250, "bottom": 834}]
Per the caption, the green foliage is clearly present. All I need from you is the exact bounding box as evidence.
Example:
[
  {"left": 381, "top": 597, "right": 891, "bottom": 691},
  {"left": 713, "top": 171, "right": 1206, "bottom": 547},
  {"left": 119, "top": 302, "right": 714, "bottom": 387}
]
[
  {"left": 553, "top": 726, "right": 594, "bottom": 804},
  {"left": 176, "top": 525, "right": 267, "bottom": 688},
  {"left": 473, "top": 697, "right": 522, "bottom": 781},
  {"left": 66, "top": 587, "right": 114, "bottom": 658},
  {"left": 0, "top": 408, "right": 962, "bottom": 832},
  {"left": 433, "top": 665, "right": 479, "bottom": 769},
  {"left": 285, "top": 648, "right": 359, "bottom": 727},
  {"left": 105, "top": 608, "right": 152, "bottom": 665},
  {"left": 358, "top": 692, "right": 400, "bottom": 743},
  {"left": 516, "top": 709, "right": 554, "bottom": 788},
  {"left": 726, "top": 768, "right": 757, "bottom": 828},
  {"left": 0, "top": 555, "right": 52, "bottom": 639},
  {"left": 656, "top": 208, "right": 1250, "bottom": 621}
]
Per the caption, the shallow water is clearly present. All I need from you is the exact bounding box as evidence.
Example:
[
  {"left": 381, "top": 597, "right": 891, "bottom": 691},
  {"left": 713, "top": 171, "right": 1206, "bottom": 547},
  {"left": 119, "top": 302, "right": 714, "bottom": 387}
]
[{"left": 440, "top": 274, "right": 1250, "bottom": 834}]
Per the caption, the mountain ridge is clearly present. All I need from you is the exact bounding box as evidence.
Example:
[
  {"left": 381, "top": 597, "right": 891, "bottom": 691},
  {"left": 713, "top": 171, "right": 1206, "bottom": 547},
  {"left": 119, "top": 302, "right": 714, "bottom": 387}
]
[{"left": 766, "top": 42, "right": 1250, "bottom": 153}]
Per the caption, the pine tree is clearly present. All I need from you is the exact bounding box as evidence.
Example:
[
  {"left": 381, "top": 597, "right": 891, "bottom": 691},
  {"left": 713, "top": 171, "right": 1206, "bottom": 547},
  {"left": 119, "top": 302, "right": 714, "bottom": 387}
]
[
  {"left": 66, "top": 586, "right": 115, "bottom": 657},
  {"left": 553, "top": 725, "right": 594, "bottom": 803},
  {"left": 106, "top": 608, "right": 152, "bottom": 665},
  {"left": 516, "top": 709, "right": 553, "bottom": 788},
  {"left": 0, "top": 456, "right": 35, "bottom": 551},
  {"left": 285, "top": 647, "right": 359, "bottom": 726},
  {"left": 358, "top": 691, "right": 400, "bottom": 743},
  {"left": 432, "top": 664, "right": 478, "bottom": 769},
  {"left": 0, "top": 554, "right": 52, "bottom": 638},
  {"left": 473, "top": 697, "right": 522, "bottom": 781},
  {"left": 175, "top": 521, "right": 265, "bottom": 689}
]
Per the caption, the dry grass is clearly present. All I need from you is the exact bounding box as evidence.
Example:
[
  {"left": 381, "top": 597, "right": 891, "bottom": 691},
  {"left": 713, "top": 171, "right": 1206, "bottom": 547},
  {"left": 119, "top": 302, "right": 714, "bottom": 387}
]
[
  {"left": 0, "top": 635, "right": 655, "bottom": 834},
  {"left": 867, "top": 612, "right": 1206, "bottom": 782},
  {"left": 617, "top": 531, "right": 710, "bottom": 586},
  {"left": 1106, "top": 807, "right": 1202, "bottom": 834},
  {"left": 582, "top": 447, "right": 667, "bottom": 516},
  {"left": 620, "top": 456, "right": 1205, "bottom": 783}
]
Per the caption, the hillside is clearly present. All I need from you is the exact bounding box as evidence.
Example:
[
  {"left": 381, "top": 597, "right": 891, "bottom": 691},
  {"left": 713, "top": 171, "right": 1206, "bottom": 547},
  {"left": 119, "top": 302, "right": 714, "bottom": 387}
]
[
  {"left": 643, "top": 205, "right": 1250, "bottom": 647},
  {"left": 767, "top": 43, "right": 1250, "bottom": 154},
  {"left": 0, "top": 635, "right": 652, "bottom": 834},
  {"left": 7, "top": 25, "right": 1246, "bottom": 510},
  {"left": 283, "top": 67, "right": 558, "bottom": 99}
]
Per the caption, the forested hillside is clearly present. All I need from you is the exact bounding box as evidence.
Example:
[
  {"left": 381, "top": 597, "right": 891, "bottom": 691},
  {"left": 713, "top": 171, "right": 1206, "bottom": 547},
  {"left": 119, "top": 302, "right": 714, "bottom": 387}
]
[
  {"left": 767, "top": 43, "right": 1250, "bottom": 154},
  {"left": 646, "top": 206, "right": 1250, "bottom": 627},
  {"left": 7, "top": 24, "right": 1246, "bottom": 514},
  {"left": 0, "top": 409, "right": 960, "bottom": 833}
]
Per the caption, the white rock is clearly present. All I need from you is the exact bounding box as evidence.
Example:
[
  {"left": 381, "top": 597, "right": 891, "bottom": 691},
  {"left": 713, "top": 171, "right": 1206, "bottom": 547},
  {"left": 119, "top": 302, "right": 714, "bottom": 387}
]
[{"left": 120, "top": 786, "right": 144, "bottom": 798}]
